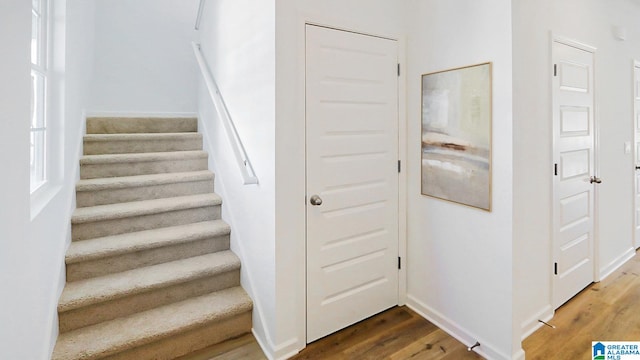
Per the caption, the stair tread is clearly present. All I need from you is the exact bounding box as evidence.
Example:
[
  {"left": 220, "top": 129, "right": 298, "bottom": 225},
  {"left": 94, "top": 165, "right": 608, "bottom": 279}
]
[
  {"left": 76, "top": 171, "right": 213, "bottom": 192},
  {"left": 80, "top": 150, "right": 208, "bottom": 164},
  {"left": 53, "top": 286, "right": 252, "bottom": 360},
  {"left": 84, "top": 133, "right": 202, "bottom": 141},
  {"left": 66, "top": 220, "right": 230, "bottom": 264},
  {"left": 59, "top": 251, "right": 240, "bottom": 312},
  {"left": 71, "top": 193, "right": 222, "bottom": 224}
]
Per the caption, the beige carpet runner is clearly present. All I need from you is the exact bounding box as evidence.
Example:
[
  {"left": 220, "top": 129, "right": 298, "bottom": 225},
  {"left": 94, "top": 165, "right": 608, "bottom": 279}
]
[{"left": 52, "top": 117, "right": 252, "bottom": 360}]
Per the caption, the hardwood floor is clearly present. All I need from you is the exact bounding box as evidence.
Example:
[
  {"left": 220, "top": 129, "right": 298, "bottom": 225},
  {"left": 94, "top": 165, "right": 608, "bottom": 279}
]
[
  {"left": 183, "top": 249, "right": 640, "bottom": 360},
  {"left": 524, "top": 249, "right": 640, "bottom": 359},
  {"left": 290, "top": 307, "right": 482, "bottom": 360},
  {"left": 181, "top": 306, "right": 481, "bottom": 360}
]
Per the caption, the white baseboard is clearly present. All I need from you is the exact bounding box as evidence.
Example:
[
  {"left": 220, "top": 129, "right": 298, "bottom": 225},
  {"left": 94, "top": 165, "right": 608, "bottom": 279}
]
[
  {"left": 252, "top": 329, "right": 275, "bottom": 360},
  {"left": 599, "top": 247, "right": 635, "bottom": 281},
  {"left": 520, "top": 304, "right": 553, "bottom": 340},
  {"left": 406, "top": 295, "right": 514, "bottom": 360},
  {"left": 272, "top": 337, "right": 303, "bottom": 360},
  {"left": 512, "top": 347, "right": 526, "bottom": 360}
]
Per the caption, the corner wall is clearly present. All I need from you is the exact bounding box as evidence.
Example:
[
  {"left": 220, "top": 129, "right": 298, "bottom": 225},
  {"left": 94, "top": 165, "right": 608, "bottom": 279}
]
[
  {"left": 404, "top": 1, "right": 520, "bottom": 359},
  {"left": 513, "top": 0, "right": 640, "bottom": 344},
  {"left": 196, "top": 0, "right": 277, "bottom": 357}
]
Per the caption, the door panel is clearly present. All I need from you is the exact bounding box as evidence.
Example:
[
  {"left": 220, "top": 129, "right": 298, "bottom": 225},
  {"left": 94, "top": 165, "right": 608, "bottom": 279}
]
[
  {"left": 552, "top": 40, "right": 596, "bottom": 308},
  {"left": 305, "top": 24, "right": 399, "bottom": 342}
]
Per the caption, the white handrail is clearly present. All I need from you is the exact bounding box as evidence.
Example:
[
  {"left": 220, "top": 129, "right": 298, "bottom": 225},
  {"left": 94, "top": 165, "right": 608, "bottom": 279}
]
[
  {"left": 192, "top": 42, "right": 259, "bottom": 185},
  {"left": 194, "top": 0, "right": 205, "bottom": 30}
]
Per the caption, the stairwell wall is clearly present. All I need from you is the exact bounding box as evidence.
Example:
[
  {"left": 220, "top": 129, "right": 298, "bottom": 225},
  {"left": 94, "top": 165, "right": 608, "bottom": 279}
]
[
  {"left": 0, "top": 1, "right": 36, "bottom": 358},
  {"left": 88, "top": 0, "right": 199, "bottom": 114},
  {"left": 196, "top": 0, "right": 277, "bottom": 357},
  {"left": 0, "top": 0, "right": 96, "bottom": 358}
]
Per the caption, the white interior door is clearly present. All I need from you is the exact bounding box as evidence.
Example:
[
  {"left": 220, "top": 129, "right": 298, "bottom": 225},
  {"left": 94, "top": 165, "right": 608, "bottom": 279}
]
[
  {"left": 634, "top": 62, "right": 640, "bottom": 249},
  {"left": 305, "top": 24, "right": 399, "bottom": 342},
  {"left": 552, "top": 39, "right": 597, "bottom": 308}
]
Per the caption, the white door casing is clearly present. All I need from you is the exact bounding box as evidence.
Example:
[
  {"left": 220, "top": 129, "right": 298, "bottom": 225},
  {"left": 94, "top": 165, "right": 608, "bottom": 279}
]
[
  {"left": 634, "top": 61, "right": 640, "bottom": 249},
  {"left": 552, "top": 38, "right": 597, "bottom": 309},
  {"left": 305, "top": 24, "right": 399, "bottom": 342}
]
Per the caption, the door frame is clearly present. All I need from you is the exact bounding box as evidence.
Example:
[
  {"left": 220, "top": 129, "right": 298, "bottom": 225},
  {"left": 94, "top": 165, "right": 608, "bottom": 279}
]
[
  {"left": 550, "top": 34, "right": 600, "bottom": 310},
  {"left": 633, "top": 60, "right": 640, "bottom": 250},
  {"left": 302, "top": 22, "right": 407, "bottom": 343}
]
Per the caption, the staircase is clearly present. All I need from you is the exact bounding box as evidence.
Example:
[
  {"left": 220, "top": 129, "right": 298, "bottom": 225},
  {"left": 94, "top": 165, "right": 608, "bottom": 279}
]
[{"left": 52, "top": 116, "right": 253, "bottom": 360}]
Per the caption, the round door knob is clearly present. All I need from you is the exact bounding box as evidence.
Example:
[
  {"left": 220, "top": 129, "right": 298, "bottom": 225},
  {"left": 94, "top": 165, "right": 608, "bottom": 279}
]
[{"left": 309, "top": 195, "right": 323, "bottom": 206}]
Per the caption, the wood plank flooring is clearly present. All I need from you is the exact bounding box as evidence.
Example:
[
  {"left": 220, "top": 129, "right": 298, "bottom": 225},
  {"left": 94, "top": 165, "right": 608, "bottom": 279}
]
[
  {"left": 524, "top": 250, "right": 640, "bottom": 359},
  {"left": 183, "top": 249, "right": 640, "bottom": 360},
  {"left": 181, "top": 306, "right": 481, "bottom": 360},
  {"left": 290, "top": 307, "right": 481, "bottom": 360}
]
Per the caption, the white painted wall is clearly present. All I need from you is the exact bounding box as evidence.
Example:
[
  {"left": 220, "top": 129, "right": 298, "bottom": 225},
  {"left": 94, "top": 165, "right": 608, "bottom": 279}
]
[
  {"left": 0, "top": 1, "right": 36, "bottom": 358},
  {"left": 196, "top": 0, "right": 277, "bottom": 357},
  {"left": 274, "top": 1, "right": 405, "bottom": 358},
  {"left": 89, "top": 0, "right": 199, "bottom": 113},
  {"left": 0, "top": 0, "right": 95, "bottom": 358},
  {"left": 513, "top": 0, "right": 640, "bottom": 345},
  {"left": 404, "top": 1, "right": 519, "bottom": 359}
]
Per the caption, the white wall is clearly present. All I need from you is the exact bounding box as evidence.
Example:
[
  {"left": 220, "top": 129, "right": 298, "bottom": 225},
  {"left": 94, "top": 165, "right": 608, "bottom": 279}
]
[
  {"left": 0, "top": 0, "right": 95, "bottom": 358},
  {"left": 404, "top": 1, "right": 520, "bottom": 359},
  {"left": 196, "top": 0, "right": 277, "bottom": 358},
  {"left": 274, "top": 1, "right": 405, "bottom": 358},
  {"left": 513, "top": 0, "right": 640, "bottom": 346},
  {"left": 89, "top": 0, "right": 199, "bottom": 113},
  {"left": 0, "top": 1, "right": 36, "bottom": 358}
]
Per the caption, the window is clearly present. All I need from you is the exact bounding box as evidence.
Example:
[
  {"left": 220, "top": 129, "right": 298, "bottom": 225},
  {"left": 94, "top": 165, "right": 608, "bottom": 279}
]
[{"left": 30, "top": 0, "right": 48, "bottom": 192}]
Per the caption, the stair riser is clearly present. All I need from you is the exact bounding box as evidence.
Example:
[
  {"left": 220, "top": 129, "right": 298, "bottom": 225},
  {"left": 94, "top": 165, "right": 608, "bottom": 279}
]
[
  {"left": 80, "top": 158, "right": 208, "bottom": 179},
  {"left": 59, "top": 270, "right": 240, "bottom": 333},
  {"left": 87, "top": 117, "right": 197, "bottom": 134},
  {"left": 67, "top": 235, "right": 230, "bottom": 281},
  {"left": 72, "top": 206, "right": 220, "bottom": 241},
  {"left": 103, "top": 312, "right": 251, "bottom": 360},
  {"left": 84, "top": 138, "right": 203, "bottom": 155},
  {"left": 77, "top": 179, "right": 214, "bottom": 207}
]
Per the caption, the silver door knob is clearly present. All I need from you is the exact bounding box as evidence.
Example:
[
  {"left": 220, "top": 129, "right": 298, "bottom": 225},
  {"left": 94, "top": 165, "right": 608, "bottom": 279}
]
[
  {"left": 590, "top": 176, "right": 602, "bottom": 184},
  {"left": 309, "top": 195, "right": 323, "bottom": 206}
]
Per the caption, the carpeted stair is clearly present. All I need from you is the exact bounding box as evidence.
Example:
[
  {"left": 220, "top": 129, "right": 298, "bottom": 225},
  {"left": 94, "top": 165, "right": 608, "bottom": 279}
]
[{"left": 52, "top": 117, "right": 253, "bottom": 360}]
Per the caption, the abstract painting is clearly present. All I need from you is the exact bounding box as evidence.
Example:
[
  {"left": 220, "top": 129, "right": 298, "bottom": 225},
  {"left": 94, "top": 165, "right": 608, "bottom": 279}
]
[{"left": 421, "top": 62, "right": 492, "bottom": 211}]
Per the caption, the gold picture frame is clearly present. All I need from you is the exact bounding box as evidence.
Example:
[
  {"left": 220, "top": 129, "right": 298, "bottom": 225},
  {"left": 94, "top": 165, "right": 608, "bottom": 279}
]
[{"left": 420, "top": 62, "right": 492, "bottom": 211}]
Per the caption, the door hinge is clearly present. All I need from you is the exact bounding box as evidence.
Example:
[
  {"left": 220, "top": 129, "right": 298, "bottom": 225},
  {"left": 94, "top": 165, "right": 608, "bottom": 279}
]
[
  {"left": 554, "top": 262, "right": 558, "bottom": 275},
  {"left": 554, "top": 163, "right": 558, "bottom": 176},
  {"left": 398, "top": 160, "right": 401, "bottom": 173},
  {"left": 398, "top": 257, "right": 402, "bottom": 269},
  {"left": 397, "top": 63, "right": 401, "bottom": 77},
  {"left": 553, "top": 64, "right": 557, "bottom": 77}
]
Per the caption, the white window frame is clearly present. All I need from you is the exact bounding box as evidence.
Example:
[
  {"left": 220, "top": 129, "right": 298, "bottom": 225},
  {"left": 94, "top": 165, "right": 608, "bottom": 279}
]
[{"left": 30, "top": 0, "right": 49, "bottom": 193}]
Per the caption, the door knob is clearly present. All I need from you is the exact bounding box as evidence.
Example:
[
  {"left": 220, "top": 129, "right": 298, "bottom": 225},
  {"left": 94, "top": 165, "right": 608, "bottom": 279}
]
[
  {"left": 590, "top": 176, "right": 602, "bottom": 184},
  {"left": 636, "top": 166, "right": 640, "bottom": 170},
  {"left": 309, "top": 195, "right": 323, "bottom": 206}
]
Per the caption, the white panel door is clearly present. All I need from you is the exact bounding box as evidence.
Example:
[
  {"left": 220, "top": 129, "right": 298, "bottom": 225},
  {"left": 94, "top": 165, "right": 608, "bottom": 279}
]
[
  {"left": 552, "top": 40, "right": 597, "bottom": 308},
  {"left": 305, "top": 24, "right": 399, "bottom": 342},
  {"left": 634, "top": 62, "right": 640, "bottom": 249}
]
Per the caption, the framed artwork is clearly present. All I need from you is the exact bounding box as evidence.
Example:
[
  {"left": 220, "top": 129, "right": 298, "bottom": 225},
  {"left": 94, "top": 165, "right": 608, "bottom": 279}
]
[{"left": 421, "top": 62, "right": 492, "bottom": 211}]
